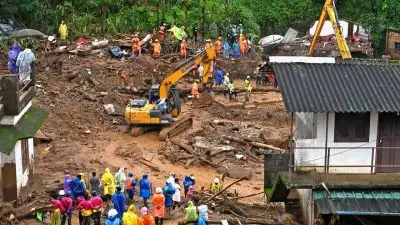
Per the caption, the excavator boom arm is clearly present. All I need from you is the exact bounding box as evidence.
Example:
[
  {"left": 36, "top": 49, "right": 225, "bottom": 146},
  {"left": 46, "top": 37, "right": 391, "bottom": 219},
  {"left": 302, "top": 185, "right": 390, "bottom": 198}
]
[
  {"left": 307, "top": 0, "right": 352, "bottom": 59},
  {"left": 159, "top": 48, "right": 215, "bottom": 99}
]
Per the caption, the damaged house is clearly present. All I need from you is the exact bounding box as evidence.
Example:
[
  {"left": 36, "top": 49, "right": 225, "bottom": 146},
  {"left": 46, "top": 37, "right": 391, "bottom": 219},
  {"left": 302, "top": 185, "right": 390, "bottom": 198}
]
[
  {"left": 0, "top": 73, "right": 47, "bottom": 202},
  {"left": 265, "top": 57, "right": 400, "bottom": 225}
]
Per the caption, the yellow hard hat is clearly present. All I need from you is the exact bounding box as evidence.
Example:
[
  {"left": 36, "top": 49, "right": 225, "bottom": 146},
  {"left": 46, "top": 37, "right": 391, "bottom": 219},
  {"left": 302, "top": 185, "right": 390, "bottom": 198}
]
[
  {"left": 195, "top": 79, "right": 199, "bottom": 82},
  {"left": 218, "top": 37, "right": 222, "bottom": 40}
]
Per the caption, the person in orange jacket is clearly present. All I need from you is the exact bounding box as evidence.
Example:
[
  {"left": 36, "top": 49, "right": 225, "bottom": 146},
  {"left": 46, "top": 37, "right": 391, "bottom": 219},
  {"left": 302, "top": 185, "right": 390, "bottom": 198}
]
[
  {"left": 191, "top": 80, "right": 199, "bottom": 99},
  {"left": 205, "top": 39, "right": 213, "bottom": 49},
  {"left": 138, "top": 207, "right": 155, "bottom": 225},
  {"left": 215, "top": 37, "right": 222, "bottom": 55},
  {"left": 152, "top": 40, "right": 161, "bottom": 58},
  {"left": 132, "top": 34, "right": 140, "bottom": 56},
  {"left": 180, "top": 39, "right": 187, "bottom": 59},
  {"left": 239, "top": 35, "right": 248, "bottom": 57},
  {"left": 152, "top": 187, "right": 165, "bottom": 225}
]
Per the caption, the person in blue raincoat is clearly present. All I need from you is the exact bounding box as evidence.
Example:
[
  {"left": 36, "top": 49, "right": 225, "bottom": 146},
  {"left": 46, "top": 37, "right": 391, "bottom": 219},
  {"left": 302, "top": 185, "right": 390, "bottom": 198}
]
[
  {"left": 232, "top": 41, "right": 240, "bottom": 57},
  {"left": 183, "top": 176, "right": 193, "bottom": 196},
  {"left": 163, "top": 181, "right": 176, "bottom": 215},
  {"left": 223, "top": 41, "right": 231, "bottom": 59},
  {"left": 215, "top": 68, "right": 223, "bottom": 86},
  {"left": 111, "top": 186, "right": 126, "bottom": 218},
  {"left": 139, "top": 174, "right": 152, "bottom": 207},
  {"left": 69, "top": 174, "right": 86, "bottom": 200}
]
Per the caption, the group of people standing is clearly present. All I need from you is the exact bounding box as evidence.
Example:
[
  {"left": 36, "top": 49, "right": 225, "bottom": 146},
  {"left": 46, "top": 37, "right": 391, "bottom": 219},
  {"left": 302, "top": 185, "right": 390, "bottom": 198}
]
[
  {"left": 50, "top": 169, "right": 208, "bottom": 225},
  {"left": 7, "top": 42, "right": 36, "bottom": 83}
]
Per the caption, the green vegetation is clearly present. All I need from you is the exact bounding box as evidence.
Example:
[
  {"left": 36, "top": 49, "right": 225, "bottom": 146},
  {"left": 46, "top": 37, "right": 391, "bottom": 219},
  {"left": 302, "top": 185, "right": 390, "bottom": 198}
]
[{"left": 1, "top": 0, "right": 400, "bottom": 54}]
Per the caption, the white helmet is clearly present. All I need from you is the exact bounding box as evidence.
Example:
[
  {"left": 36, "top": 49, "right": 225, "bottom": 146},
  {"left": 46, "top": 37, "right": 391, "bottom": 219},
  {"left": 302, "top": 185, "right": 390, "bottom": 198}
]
[{"left": 247, "top": 76, "right": 250, "bottom": 79}]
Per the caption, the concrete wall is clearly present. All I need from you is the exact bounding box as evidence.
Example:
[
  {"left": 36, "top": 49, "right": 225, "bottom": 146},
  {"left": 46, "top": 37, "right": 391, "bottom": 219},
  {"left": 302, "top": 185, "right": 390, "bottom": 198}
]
[
  {"left": 0, "top": 138, "right": 34, "bottom": 199},
  {"left": 0, "top": 101, "right": 32, "bottom": 126},
  {"left": 264, "top": 153, "right": 290, "bottom": 187},
  {"left": 295, "top": 112, "right": 378, "bottom": 173}
]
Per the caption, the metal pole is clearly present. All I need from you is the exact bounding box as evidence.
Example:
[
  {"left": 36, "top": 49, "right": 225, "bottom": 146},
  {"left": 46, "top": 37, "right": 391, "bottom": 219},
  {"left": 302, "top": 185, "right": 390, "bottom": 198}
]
[
  {"left": 289, "top": 112, "right": 294, "bottom": 185},
  {"left": 324, "top": 113, "right": 329, "bottom": 181},
  {"left": 370, "top": 147, "right": 375, "bottom": 184}
]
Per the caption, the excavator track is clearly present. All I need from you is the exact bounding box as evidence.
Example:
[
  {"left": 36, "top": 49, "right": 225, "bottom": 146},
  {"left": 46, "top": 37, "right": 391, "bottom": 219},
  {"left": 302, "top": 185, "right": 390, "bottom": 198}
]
[
  {"left": 159, "top": 116, "right": 193, "bottom": 141},
  {"left": 130, "top": 126, "right": 145, "bottom": 137}
]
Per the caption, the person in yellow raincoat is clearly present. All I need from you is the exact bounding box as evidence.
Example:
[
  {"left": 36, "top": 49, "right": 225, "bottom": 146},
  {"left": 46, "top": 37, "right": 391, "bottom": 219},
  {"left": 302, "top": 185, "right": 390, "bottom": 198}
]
[
  {"left": 101, "top": 168, "right": 116, "bottom": 197},
  {"left": 59, "top": 21, "right": 68, "bottom": 41},
  {"left": 122, "top": 205, "right": 139, "bottom": 225},
  {"left": 184, "top": 201, "right": 198, "bottom": 224},
  {"left": 191, "top": 80, "right": 199, "bottom": 99}
]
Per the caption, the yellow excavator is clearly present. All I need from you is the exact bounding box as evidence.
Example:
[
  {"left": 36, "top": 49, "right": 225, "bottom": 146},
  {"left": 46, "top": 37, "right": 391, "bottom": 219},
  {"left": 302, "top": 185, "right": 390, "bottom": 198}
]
[
  {"left": 124, "top": 47, "right": 216, "bottom": 140},
  {"left": 307, "top": 0, "right": 352, "bottom": 59}
]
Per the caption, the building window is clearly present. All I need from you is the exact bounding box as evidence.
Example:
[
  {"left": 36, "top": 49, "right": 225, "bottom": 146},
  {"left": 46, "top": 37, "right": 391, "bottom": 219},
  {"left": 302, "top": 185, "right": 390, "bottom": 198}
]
[
  {"left": 396, "top": 42, "right": 400, "bottom": 52},
  {"left": 21, "top": 139, "right": 29, "bottom": 172},
  {"left": 334, "top": 113, "right": 370, "bottom": 142}
]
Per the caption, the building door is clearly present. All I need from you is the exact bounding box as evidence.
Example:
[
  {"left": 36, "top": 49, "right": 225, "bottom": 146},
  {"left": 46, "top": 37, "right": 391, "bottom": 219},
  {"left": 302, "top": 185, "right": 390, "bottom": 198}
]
[
  {"left": 377, "top": 113, "right": 400, "bottom": 173},
  {"left": 2, "top": 163, "right": 17, "bottom": 202}
]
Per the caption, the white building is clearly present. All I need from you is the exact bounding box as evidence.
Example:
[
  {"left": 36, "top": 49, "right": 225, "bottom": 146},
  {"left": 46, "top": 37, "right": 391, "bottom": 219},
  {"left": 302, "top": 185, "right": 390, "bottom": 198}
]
[
  {"left": 0, "top": 74, "right": 47, "bottom": 202},
  {"left": 265, "top": 60, "right": 400, "bottom": 225}
]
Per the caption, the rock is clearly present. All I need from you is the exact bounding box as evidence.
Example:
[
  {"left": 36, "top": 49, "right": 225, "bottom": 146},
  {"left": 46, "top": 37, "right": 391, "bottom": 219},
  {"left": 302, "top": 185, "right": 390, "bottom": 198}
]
[
  {"left": 84, "top": 129, "right": 91, "bottom": 134},
  {"left": 99, "top": 92, "right": 108, "bottom": 96},
  {"left": 103, "top": 104, "right": 115, "bottom": 115},
  {"left": 227, "top": 165, "right": 251, "bottom": 179},
  {"left": 230, "top": 125, "right": 240, "bottom": 131},
  {"left": 112, "top": 119, "right": 120, "bottom": 125}
]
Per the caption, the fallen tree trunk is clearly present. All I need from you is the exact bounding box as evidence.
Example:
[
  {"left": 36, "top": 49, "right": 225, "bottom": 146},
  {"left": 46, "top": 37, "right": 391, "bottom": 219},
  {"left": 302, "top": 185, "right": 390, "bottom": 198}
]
[
  {"left": 244, "top": 145, "right": 262, "bottom": 162},
  {"left": 171, "top": 139, "right": 217, "bottom": 167},
  {"left": 230, "top": 191, "right": 265, "bottom": 200},
  {"left": 223, "top": 135, "right": 285, "bottom": 152},
  {"left": 140, "top": 157, "right": 160, "bottom": 172},
  {"left": 222, "top": 194, "right": 249, "bottom": 218}
]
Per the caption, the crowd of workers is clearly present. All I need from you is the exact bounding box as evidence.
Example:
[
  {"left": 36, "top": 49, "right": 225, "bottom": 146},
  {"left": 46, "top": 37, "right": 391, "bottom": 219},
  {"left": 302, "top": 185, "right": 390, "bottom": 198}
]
[
  {"left": 7, "top": 42, "right": 36, "bottom": 83},
  {"left": 47, "top": 169, "right": 223, "bottom": 225}
]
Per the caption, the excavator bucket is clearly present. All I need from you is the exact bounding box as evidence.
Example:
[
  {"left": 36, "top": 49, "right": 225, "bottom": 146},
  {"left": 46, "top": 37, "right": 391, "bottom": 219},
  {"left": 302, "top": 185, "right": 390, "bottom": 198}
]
[{"left": 159, "top": 116, "right": 193, "bottom": 141}]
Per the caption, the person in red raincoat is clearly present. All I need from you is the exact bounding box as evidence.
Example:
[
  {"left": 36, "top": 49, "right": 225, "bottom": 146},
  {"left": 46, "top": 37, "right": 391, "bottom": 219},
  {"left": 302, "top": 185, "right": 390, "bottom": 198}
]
[{"left": 152, "top": 187, "right": 165, "bottom": 225}]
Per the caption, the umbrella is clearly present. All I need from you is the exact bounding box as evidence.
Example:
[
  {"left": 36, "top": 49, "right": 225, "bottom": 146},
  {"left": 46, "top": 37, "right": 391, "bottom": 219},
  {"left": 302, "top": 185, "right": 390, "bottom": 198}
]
[{"left": 9, "top": 29, "right": 45, "bottom": 38}]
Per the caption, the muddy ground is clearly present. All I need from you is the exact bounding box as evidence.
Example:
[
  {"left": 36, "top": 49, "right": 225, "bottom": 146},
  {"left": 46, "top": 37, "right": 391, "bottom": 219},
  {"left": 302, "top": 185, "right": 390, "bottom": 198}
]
[{"left": 21, "top": 47, "right": 294, "bottom": 224}]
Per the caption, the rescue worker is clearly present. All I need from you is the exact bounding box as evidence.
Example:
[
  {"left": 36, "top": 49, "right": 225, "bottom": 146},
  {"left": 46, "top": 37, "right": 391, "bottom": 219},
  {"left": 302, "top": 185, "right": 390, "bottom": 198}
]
[
  {"left": 185, "top": 185, "right": 195, "bottom": 201},
  {"left": 192, "top": 27, "right": 198, "bottom": 44},
  {"left": 211, "top": 177, "right": 222, "bottom": 193},
  {"left": 172, "top": 178, "right": 181, "bottom": 210},
  {"left": 180, "top": 40, "right": 187, "bottom": 59},
  {"left": 139, "top": 207, "right": 156, "bottom": 225},
  {"left": 125, "top": 173, "right": 137, "bottom": 202},
  {"left": 112, "top": 186, "right": 126, "bottom": 218},
  {"left": 59, "top": 21, "right": 68, "bottom": 41},
  {"left": 158, "top": 24, "right": 166, "bottom": 41},
  {"left": 184, "top": 201, "right": 198, "bottom": 224},
  {"left": 191, "top": 80, "right": 199, "bottom": 99},
  {"left": 139, "top": 174, "right": 152, "bottom": 207},
  {"left": 79, "top": 173, "right": 87, "bottom": 191},
  {"left": 115, "top": 168, "right": 127, "bottom": 192},
  {"left": 101, "top": 168, "right": 116, "bottom": 197},
  {"left": 197, "top": 204, "right": 209, "bottom": 225},
  {"left": 205, "top": 39, "right": 213, "bottom": 49},
  {"left": 152, "top": 39, "right": 161, "bottom": 58},
  {"left": 122, "top": 205, "right": 138, "bottom": 225},
  {"left": 152, "top": 187, "right": 165, "bottom": 225},
  {"left": 90, "top": 191, "right": 103, "bottom": 225},
  {"left": 60, "top": 192, "right": 73, "bottom": 225},
  {"left": 8, "top": 42, "right": 20, "bottom": 73},
  {"left": 50, "top": 194, "right": 64, "bottom": 225},
  {"left": 167, "top": 172, "right": 175, "bottom": 184},
  {"left": 105, "top": 209, "right": 121, "bottom": 225},
  {"left": 228, "top": 80, "right": 237, "bottom": 101},
  {"left": 132, "top": 34, "right": 140, "bottom": 56},
  {"left": 245, "top": 76, "right": 252, "bottom": 101},
  {"left": 215, "top": 37, "right": 222, "bottom": 55},
  {"left": 240, "top": 35, "right": 248, "bottom": 57},
  {"left": 223, "top": 73, "right": 230, "bottom": 97},
  {"left": 76, "top": 194, "right": 94, "bottom": 225}
]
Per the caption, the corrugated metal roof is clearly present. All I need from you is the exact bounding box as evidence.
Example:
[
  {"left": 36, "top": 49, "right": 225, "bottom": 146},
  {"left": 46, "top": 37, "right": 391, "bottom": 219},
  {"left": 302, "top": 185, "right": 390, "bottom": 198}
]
[
  {"left": 313, "top": 189, "right": 400, "bottom": 215},
  {"left": 272, "top": 63, "right": 400, "bottom": 112}
]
